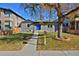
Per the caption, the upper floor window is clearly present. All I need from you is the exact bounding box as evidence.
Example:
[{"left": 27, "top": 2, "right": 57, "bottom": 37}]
[
  {"left": 27, "top": 24, "right": 30, "bottom": 27},
  {"left": 4, "top": 10, "right": 11, "bottom": 17}
]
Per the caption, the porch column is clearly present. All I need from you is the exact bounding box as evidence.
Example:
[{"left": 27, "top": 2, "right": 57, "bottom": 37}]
[
  {"left": 52, "top": 24, "right": 55, "bottom": 32},
  {"left": 75, "top": 20, "right": 77, "bottom": 30}
]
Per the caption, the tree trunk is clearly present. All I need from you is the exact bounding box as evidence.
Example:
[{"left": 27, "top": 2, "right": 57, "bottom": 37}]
[
  {"left": 58, "top": 21, "right": 63, "bottom": 38},
  {"left": 55, "top": 4, "right": 63, "bottom": 38}
]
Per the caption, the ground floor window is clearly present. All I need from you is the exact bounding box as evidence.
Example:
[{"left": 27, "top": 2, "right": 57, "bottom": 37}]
[
  {"left": 48, "top": 25, "right": 52, "bottom": 28},
  {"left": 50, "top": 25, "right": 52, "bottom": 28},
  {"left": 48, "top": 25, "right": 50, "bottom": 28},
  {"left": 5, "top": 20, "right": 12, "bottom": 30},
  {"left": 76, "top": 22, "right": 79, "bottom": 30},
  {"left": 70, "top": 21, "right": 75, "bottom": 30},
  {"left": 70, "top": 21, "right": 79, "bottom": 30},
  {"left": 0, "top": 21, "right": 1, "bottom": 29}
]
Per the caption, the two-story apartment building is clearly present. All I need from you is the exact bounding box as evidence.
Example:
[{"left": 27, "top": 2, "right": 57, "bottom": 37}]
[{"left": 0, "top": 8, "right": 25, "bottom": 34}]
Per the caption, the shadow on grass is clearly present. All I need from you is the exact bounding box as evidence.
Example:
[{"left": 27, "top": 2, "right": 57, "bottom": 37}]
[
  {"left": 0, "top": 33, "right": 33, "bottom": 43},
  {"left": 38, "top": 34, "right": 44, "bottom": 36}
]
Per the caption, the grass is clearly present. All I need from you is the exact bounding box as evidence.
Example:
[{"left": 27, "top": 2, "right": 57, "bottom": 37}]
[
  {"left": 0, "top": 32, "right": 33, "bottom": 51},
  {"left": 37, "top": 31, "right": 79, "bottom": 50}
]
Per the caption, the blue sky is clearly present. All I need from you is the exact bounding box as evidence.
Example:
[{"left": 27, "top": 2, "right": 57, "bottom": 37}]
[
  {"left": 0, "top": 3, "right": 30, "bottom": 20},
  {"left": 0, "top": 3, "right": 58, "bottom": 21}
]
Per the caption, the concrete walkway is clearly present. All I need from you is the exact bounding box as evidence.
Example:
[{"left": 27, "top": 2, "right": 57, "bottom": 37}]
[{"left": 0, "top": 31, "right": 79, "bottom": 56}]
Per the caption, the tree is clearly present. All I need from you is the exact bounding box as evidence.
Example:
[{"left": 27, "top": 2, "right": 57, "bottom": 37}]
[
  {"left": 40, "top": 4, "right": 54, "bottom": 22},
  {"left": 21, "top": 3, "right": 40, "bottom": 20},
  {"left": 41, "top": 3, "right": 63, "bottom": 38},
  {"left": 21, "top": 3, "right": 66, "bottom": 39}
]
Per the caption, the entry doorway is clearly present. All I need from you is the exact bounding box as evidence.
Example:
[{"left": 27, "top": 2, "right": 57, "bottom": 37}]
[{"left": 36, "top": 24, "right": 41, "bottom": 30}]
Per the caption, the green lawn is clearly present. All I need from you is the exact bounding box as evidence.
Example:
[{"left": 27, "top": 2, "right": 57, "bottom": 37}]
[
  {"left": 37, "top": 31, "right": 79, "bottom": 50},
  {"left": 0, "top": 32, "right": 33, "bottom": 51}
]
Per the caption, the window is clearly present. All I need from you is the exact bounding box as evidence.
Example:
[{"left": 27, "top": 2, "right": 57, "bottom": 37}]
[
  {"left": 48, "top": 25, "right": 52, "bottom": 28},
  {"left": 0, "top": 26, "right": 1, "bottom": 29},
  {"left": 76, "top": 22, "right": 79, "bottom": 30},
  {"left": 48, "top": 25, "right": 50, "bottom": 28},
  {"left": 70, "top": 21, "right": 75, "bottom": 29},
  {"left": 50, "top": 25, "right": 52, "bottom": 28},
  {"left": 63, "top": 24, "right": 65, "bottom": 26},
  {"left": 4, "top": 10, "right": 11, "bottom": 17},
  {"left": 5, "top": 21, "right": 12, "bottom": 30},
  {"left": 27, "top": 24, "right": 30, "bottom": 27},
  {"left": 0, "top": 21, "right": 1, "bottom": 24},
  {"left": 0, "top": 21, "right": 1, "bottom": 29}
]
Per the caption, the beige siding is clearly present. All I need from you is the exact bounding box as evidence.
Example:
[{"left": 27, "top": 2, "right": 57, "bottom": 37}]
[{"left": 0, "top": 9, "right": 24, "bottom": 31}]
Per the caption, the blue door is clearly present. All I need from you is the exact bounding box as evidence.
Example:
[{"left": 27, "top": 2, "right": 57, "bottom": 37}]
[{"left": 36, "top": 24, "right": 41, "bottom": 30}]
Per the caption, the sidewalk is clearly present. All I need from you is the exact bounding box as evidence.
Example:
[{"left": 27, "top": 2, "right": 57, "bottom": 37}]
[
  {"left": 0, "top": 31, "right": 79, "bottom": 56},
  {"left": 0, "top": 31, "right": 39, "bottom": 56}
]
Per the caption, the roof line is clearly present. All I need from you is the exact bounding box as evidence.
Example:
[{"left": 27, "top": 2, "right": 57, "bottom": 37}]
[
  {"left": 63, "top": 7, "right": 79, "bottom": 17},
  {"left": 0, "top": 7, "right": 26, "bottom": 20}
]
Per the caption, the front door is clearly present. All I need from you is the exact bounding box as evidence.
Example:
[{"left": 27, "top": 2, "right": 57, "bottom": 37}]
[{"left": 36, "top": 24, "right": 41, "bottom": 30}]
